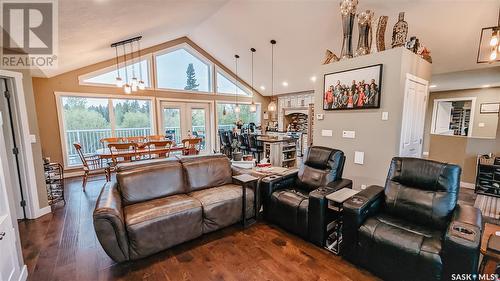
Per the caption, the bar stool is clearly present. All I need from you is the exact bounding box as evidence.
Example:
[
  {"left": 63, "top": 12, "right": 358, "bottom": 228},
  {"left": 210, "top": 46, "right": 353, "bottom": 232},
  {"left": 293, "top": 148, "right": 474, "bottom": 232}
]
[{"left": 248, "top": 134, "right": 263, "bottom": 162}]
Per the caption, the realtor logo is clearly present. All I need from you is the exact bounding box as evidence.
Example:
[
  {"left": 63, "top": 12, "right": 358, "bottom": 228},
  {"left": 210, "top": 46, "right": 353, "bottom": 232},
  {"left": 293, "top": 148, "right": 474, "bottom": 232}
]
[{"left": 1, "top": 0, "right": 58, "bottom": 68}]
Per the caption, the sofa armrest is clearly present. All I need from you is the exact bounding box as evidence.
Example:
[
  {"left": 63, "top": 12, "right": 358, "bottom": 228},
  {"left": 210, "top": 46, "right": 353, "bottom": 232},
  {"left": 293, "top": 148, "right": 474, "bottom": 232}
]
[
  {"left": 93, "top": 181, "right": 129, "bottom": 262},
  {"left": 307, "top": 179, "right": 353, "bottom": 246},
  {"left": 442, "top": 204, "right": 483, "bottom": 279},
  {"left": 341, "top": 185, "right": 384, "bottom": 260}
]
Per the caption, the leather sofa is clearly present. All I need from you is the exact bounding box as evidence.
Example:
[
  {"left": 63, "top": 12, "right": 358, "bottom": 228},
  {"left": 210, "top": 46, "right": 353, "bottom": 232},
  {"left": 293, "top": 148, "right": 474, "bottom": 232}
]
[
  {"left": 93, "top": 154, "right": 255, "bottom": 262},
  {"left": 342, "top": 157, "right": 483, "bottom": 281},
  {"left": 261, "top": 146, "right": 352, "bottom": 246}
]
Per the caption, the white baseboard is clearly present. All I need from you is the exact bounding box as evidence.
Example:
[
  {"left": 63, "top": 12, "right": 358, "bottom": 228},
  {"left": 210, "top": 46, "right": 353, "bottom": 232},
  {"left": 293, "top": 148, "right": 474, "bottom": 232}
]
[
  {"left": 32, "top": 206, "right": 51, "bottom": 219},
  {"left": 461, "top": 181, "right": 475, "bottom": 189},
  {"left": 18, "top": 265, "right": 28, "bottom": 281}
]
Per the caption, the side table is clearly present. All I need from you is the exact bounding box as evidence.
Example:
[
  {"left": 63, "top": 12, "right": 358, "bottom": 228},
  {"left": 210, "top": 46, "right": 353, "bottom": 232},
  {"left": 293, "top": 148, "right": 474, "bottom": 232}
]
[
  {"left": 233, "top": 174, "right": 259, "bottom": 228},
  {"left": 325, "top": 188, "right": 360, "bottom": 255}
]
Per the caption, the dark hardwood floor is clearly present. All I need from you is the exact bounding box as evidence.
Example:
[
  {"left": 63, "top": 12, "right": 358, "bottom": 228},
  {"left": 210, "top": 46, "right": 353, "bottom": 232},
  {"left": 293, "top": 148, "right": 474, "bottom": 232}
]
[{"left": 18, "top": 176, "right": 379, "bottom": 281}]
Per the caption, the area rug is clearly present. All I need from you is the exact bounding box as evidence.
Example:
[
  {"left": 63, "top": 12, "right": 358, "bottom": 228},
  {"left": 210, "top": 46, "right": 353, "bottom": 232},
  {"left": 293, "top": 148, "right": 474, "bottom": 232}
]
[{"left": 474, "top": 194, "right": 500, "bottom": 220}]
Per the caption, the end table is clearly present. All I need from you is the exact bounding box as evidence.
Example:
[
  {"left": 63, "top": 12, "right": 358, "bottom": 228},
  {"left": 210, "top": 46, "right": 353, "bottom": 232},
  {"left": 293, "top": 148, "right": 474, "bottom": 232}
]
[{"left": 233, "top": 174, "right": 259, "bottom": 228}]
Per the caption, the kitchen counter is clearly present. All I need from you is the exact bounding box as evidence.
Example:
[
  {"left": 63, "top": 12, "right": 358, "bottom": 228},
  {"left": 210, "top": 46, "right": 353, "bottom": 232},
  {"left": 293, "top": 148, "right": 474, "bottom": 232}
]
[{"left": 257, "top": 135, "right": 295, "bottom": 143}]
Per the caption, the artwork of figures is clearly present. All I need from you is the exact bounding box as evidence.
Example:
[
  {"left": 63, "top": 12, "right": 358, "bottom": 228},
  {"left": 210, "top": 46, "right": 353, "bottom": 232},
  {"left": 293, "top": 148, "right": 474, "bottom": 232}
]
[{"left": 323, "top": 64, "right": 382, "bottom": 110}]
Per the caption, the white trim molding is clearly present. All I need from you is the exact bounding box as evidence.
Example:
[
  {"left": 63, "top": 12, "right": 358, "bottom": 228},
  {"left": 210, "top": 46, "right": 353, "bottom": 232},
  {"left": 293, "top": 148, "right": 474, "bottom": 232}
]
[{"left": 0, "top": 70, "right": 47, "bottom": 219}]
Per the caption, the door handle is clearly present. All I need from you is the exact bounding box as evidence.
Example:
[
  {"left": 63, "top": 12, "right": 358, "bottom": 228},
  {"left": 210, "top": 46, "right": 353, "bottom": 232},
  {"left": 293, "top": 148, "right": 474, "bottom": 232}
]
[{"left": 0, "top": 232, "right": 5, "bottom": 240}]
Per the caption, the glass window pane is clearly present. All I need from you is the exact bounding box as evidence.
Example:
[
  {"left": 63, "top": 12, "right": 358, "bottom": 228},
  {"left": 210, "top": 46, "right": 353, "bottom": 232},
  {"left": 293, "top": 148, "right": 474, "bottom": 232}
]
[
  {"left": 112, "top": 99, "right": 153, "bottom": 138},
  {"left": 156, "top": 48, "right": 211, "bottom": 92},
  {"left": 83, "top": 60, "right": 150, "bottom": 87},
  {"left": 61, "top": 96, "right": 111, "bottom": 166},
  {"left": 191, "top": 108, "right": 206, "bottom": 150},
  {"left": 163, "top": 108, "right": 181, "bottom": 144},
  {"left": 216, "top": 71, "right": 251, "bottom": 96},
  {"left": 216, "top": 103, "right": 260, "bottom": 132}
]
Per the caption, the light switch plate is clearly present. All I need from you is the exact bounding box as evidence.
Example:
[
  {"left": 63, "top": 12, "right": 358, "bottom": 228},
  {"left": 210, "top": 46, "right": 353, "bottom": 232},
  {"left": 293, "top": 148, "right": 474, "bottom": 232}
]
[
  {"left": 321, "top": 129, "right": 333, "bottom": 137},
  {"left": 478, "top": 122, "right": 485, "bottom": 128},
  {"left": 316, "top": 113, "right": 324, "bottom": 120},
  {"left": 342, "top": 130, "right": 355, "bottom": 139},
  {"left": 29, "top": 134, "right": 37, "bottom": 143},
  {"left": 354, "top": 151, "right": 364, "bottom": 165},
  {"left": 382, "top": 112, "right": 389, "bottom": 121}
]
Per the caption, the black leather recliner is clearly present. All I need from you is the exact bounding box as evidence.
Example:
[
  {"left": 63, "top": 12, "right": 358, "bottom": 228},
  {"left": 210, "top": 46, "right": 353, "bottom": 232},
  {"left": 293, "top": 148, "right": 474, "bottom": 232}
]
[
  {"left": 261, "top": 146, "right": 352, "bottom": 246},
  {"left": 342, "top": 157, "right": 483, "bottom": 281}
]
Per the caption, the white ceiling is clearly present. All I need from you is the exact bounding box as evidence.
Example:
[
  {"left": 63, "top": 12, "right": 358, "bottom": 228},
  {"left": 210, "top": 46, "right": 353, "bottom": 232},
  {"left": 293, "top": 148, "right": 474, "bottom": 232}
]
[{"left": 42, "top": 0, "right": 500, "bottom": 95}]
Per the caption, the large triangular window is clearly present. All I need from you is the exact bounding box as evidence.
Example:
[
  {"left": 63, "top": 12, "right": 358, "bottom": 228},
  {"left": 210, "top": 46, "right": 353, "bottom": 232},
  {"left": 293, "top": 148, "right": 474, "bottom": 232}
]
[
  {"left": 79, "top": 57, "right": 151, "bottom": 87},
  {"left": 155, "top": 44, "right": 212, "bottom": 92},
  {"left": 216, "top": 69, "right": 251, "bottom": 96}
]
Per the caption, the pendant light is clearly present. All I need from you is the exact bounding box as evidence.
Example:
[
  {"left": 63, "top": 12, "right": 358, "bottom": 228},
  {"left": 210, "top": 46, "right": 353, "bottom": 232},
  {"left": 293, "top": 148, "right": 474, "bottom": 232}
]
[
  {"left": 114, "top": 46, "right": 123, "bottom": 87},
  {"left": 137, "top": 40, "right": 146, "bottom": 90},
  {"left": 267, "top": 40, "right": 277, "bottom": 112},
  {"left": 477, "top": 8, "right": 500, "bottom": 63},
  {"left": 123, "top": 44, "right": 132, "bottom": 94},
  {"left": 130, "top": 42, "right": 138, "bottom": 92},
  {"left": 249, "top": 47, "right": 257, "bottom": 113},
  {"left": 234, "top": 54, "right": 241, "bottom": 114}
]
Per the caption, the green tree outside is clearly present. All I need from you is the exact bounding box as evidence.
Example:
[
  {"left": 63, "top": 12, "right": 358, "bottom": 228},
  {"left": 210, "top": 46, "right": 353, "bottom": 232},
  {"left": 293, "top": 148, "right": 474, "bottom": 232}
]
[{"left": 184, "top": 63, "right": 199, "bottom": 91}]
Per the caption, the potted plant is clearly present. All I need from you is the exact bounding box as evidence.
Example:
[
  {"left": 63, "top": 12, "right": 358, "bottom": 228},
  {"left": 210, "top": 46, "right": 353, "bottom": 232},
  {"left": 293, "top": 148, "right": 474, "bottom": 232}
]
[{"left": 231, "top": 139, "right": 242, "bottom": 161}]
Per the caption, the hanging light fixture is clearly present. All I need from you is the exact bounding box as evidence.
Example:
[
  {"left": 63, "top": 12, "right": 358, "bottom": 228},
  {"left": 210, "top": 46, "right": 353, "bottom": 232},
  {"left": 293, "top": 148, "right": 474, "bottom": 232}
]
[
  {"left": 249, "top": 48, "right": 257, "bottom": 113},
  {"left": 267, "top": 40, "right": 277, "bottom": 112},
  {"left": 477, "top": 8, "right": 500, "bottom": 63},
  {"left": 123, "top": 44, "right": 132, "bottom": 94},
  {"left": 137, "top": 40, "right": 146, "bottom": 90},
  {"left": 234, "top": 54, "right": 241, "bottom": 113},
  {"left": 129, "top": 42, "right": 138, "bottom": 92},
  {"left": 114, "top": 46, "right": 123, "bottom": 87}
]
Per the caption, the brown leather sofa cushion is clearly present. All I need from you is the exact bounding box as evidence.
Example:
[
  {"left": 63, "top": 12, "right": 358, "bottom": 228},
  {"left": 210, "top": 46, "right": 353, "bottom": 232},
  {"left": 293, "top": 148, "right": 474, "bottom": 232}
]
[
  {"left": 189, "top": 184, "right": 254, "bottom": 233},
  {"left": 124, "top": 194, "right": 203, "bottom": 260},
  {"left": 117, "top": 160, "right": 186, "bottom": 205},
  {"left": 181, "top": 155, "right": 233, "bottom": 192}
]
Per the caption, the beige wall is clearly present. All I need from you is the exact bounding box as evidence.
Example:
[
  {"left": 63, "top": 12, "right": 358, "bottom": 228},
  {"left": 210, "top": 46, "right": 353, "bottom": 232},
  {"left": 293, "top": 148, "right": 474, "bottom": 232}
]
[
  {"left": 313, "top": 48, "right": 431, "bottom": 188},
  {"left": 424, "top": 87, "right": 500, "bottom": 183},
  {"left": 32, "top": 37, "right": 270, "bottom": 172}
]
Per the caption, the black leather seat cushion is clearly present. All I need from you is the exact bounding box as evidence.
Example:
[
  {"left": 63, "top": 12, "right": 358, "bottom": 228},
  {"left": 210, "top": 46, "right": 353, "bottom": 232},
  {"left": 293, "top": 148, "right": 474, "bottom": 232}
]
[
  {"left": 268, "top": 188, "right": 309, "bottom": 238},
  {"left": 358, "top": 213, "right": 443, "bottom": 281}
]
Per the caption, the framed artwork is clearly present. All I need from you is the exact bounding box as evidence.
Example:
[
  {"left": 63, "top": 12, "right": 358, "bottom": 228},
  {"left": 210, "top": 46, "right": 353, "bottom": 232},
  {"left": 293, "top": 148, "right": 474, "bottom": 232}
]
[
  {"left": 323, "top": 64, "right": 383, "bottom": 110},
  {"left": 480, "top": 103, "right": 500, "bottom": 114}
]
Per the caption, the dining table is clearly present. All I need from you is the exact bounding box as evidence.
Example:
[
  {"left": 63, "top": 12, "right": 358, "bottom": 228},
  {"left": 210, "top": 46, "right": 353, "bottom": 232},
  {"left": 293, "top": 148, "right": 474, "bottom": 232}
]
[{"left": 94, "top": 145, "right": 185, "bottom": 160}]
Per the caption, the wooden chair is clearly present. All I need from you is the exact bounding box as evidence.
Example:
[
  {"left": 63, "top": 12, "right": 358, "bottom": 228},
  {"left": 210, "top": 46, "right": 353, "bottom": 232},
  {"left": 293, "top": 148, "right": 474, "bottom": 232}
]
[
  {"left": 146, "top": 140, "right": 172, "bottom": 159},
  {"left": 100, "top": 137, "right": 124, "bottom": 148},
  {"left": 73, "top": 143, "right": 110, "bottom": 191},
  {"left": 147, "top": 135, "right": 166, "bottom": 141},
  {"left": 108, "top": 142, "right": 139, "bottom": 165},
  {"left": 124, "top": 136, "right": 146, "bottom": 143},
  {"left": 182, "top": 138, "right": 202, "bottom": 156}
]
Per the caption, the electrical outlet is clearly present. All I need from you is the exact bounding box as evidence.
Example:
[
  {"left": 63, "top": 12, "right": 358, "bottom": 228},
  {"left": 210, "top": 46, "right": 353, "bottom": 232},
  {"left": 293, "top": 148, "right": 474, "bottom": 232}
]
[{"left": 321, "top": 129, "right": 332, "bottom": 137}]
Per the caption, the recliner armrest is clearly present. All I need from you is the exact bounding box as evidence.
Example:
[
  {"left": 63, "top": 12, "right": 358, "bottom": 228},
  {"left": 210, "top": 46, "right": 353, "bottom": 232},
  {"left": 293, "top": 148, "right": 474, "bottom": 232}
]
[
  {"left": 442, "top": 204, "right": 483, "bottom": 279},
  {"left": 93, "top": 181, "right": 130, "bottom": 262},
  {"left": 326, "top": 178, "right": 353, "bottom": 192},
  {"left": 341, "top": 185, "right": 384, "bottom": 260},
  {"left": 260, "top": 171, "right": 299, "bottom": 199}
]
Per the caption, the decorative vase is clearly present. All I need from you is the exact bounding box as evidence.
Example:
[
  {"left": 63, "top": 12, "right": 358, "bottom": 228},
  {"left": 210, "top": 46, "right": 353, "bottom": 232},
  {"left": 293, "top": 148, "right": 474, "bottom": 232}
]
[
  {"left": 376, "top": 16, "right": 388, "bottom": 52},
  {"left": 355, "top": 10, "right": 374, "bottom": 57},
  {"left": 391, "top": 12, "right": 408, "bottom": 48},
  {"left": 233, "top": 152, "right": 242, "bottom": 161},
  {"left": 339, "top": 0, "right": 358, "bottom": 59}
]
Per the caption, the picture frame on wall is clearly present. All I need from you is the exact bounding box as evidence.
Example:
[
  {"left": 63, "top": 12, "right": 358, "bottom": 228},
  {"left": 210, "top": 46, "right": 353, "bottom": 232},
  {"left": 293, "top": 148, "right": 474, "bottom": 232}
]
[
  {"left": 323, "top": 64, "right": 383, "bottom": 110},
  {"left": 480, "top": 103, "right": 500, "bottom": 114}
]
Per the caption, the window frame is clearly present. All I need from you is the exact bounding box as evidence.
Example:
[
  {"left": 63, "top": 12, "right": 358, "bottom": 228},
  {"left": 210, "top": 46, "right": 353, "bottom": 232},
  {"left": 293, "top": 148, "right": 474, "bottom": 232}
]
[
  {"left": 55, "top": 91, "right": 157, "bottom": 169},
  {"left": 215, "top": 66, "right": 253, "bottom": 97},
  {"left": 78, "top": 54, "right": 154, "bottom": 89},
  {"left": 430, "top": 96, "right": 476, "bottom": 137},
  {"left": 153, "top": 43, "right": 214, "bottom": 94}
]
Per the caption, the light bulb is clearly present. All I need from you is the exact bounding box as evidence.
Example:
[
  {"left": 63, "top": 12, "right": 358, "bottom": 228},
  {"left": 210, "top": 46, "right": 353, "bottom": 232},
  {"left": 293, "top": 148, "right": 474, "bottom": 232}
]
[
  {"left": 138, "top": 80, "right": 146, "bottom": 90},
  {"left": 131, "top": 83, "right": 138, "bottom": 92},
  {"left": 249, "top": 102, "right": 257, "bottom": 112},
  {"left": 490, "top": 33, "right": 499, "bottom": 47},
  {"left": 115, "top": 77, "right": 123, "bottom": 87},
  {"left": 124, "top": 84, "right": 131, "bottom": 94},
  {"left": 131, "top": 77, "right": 138, "bottom": 87},
  {"left": 268, "top": 101, "right": 277, "bottom": 112},
  {"left": 490, "top": 50, "right": 497, "bottom": 61},
  {"left": 234, "top": 104, "right": 241, "bottom": 113}
]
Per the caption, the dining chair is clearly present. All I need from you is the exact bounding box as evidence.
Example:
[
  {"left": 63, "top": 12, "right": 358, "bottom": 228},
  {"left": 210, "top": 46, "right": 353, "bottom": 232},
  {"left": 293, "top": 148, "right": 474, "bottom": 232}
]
[
  {"left": 108, "top": 142, "right": 139, "bottom": 165},
  {"left": 73, "top": 143, "right": 110, "bottom": 191},
  {"left": 146, "top": 140, "right": 173, "bottom": 159},
  {"left": 124, "top": 136, "right": 146, "bottom": 143},
  {"left": 100, "top": 137, "right": 124, "bottom": 148},
  {"left": 147, "top": 135, "right": 166, "bottom": 141},
  {"left": 181, "top": 138, "right": 202, "bottom": 156},
  {"left": 248, "top": 134, "right": 264, "bottom": 162}
]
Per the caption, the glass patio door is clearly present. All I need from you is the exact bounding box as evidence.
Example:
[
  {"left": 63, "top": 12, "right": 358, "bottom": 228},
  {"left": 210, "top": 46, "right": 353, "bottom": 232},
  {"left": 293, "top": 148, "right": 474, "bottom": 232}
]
[{"left": 161, "top": 102, "right": 211, "bottom": 153}]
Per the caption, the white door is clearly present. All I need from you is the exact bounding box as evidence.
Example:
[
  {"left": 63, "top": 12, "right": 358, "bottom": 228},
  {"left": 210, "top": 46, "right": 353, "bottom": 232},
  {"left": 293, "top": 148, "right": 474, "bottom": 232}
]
[
  {"left": 161, "top": 102, "right": 211, "bottom": 153},
  {"left": 400, "top": 75, "right": 429, "bottom": 157},
  {"left": 0, "top": 114, "right": 23, "bottom": 281}
]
